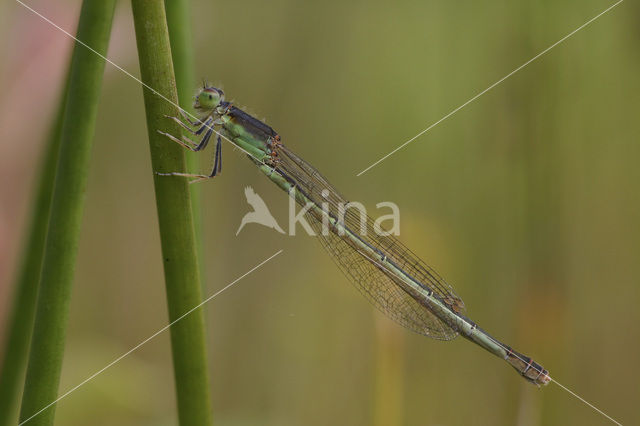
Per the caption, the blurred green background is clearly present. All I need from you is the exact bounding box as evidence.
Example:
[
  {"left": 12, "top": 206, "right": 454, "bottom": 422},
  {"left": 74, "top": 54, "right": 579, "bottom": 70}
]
[{"left": 1, "top": 0, "right": 638, "bottom": 425}]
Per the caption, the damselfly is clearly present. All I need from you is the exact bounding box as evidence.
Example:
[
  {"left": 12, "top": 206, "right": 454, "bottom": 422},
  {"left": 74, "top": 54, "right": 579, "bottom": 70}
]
[{"left": 158, "top": 85, "right": 550, "bottom": 386}]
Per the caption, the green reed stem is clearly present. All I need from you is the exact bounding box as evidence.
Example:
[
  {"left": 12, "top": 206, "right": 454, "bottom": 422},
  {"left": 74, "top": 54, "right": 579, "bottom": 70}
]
[
  {"left": 0, "top": 79, "right": 67, "bottom": 426},
  {"left": 131, "top": 1, "right": 213, "bottom": 425},
  {"left": 18, "top": 1, "right": 116, "bottom": 425},
  {"left": 164, "top": 0, "right": 206, "bottom": 287}
]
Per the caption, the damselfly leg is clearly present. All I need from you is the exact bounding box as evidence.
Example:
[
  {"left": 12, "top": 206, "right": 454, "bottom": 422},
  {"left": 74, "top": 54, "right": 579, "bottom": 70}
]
[
  {"left": 156, "top": 111, "right": 222, "bottom": 183},
  {"left": 167, "top": 110, "right": 212, "bottom": 135}
]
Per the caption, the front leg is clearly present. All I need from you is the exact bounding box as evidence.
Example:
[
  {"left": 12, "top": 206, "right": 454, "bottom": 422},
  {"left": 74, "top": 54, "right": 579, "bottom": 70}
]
[
  {"left": 193, "top": 127, "right": 214, "bottom": 151},
  {"left": 157, "top": 130, "right": 199, "bottom": 151},
  {"left": 157, "top": 126, "right": 214, "bottom": 151},
  {"left": 179, "top": 108, "right": 203, "bottom": 126},
  {"left": 155, "top": 135, "right": 223, "bottom": 184},
  {"left": 167, "top": 114, "right": 213, "bottom": 136},
  {"left": 213, "top": 135, "right": 222, "bottom": 174}
]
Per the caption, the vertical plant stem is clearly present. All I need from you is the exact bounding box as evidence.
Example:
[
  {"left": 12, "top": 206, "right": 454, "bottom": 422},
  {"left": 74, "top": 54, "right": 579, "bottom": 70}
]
[
  {"left": 0, "top": 81, "right": 67, "bottom": 426},
  {"left": 372, "top": 317, "right": 405, "bottom": 426},
  {"left": 131, "top": 1, "right": 213, "bottom": 425},
  {"left": 164, "top": 0, "right": 205, "bottom": 285},
  {"left": 18, "top": 1, "right": 116, "bottom": 425}
]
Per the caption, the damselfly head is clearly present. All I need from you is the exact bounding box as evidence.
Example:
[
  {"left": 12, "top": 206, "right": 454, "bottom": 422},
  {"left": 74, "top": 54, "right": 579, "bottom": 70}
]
[{"left": 194, "top": 86, "right": 224, "bottom": 113}]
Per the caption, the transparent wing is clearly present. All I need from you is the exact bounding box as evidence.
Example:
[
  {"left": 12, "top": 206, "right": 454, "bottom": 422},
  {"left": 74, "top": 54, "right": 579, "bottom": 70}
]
[
  {"left": 305, "top": 210, "right": 457, "bottom": 339},
  {"left": 276, "top": 144, "right": 464, "bottom": 339}
]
